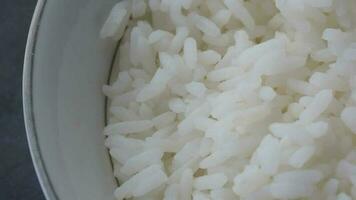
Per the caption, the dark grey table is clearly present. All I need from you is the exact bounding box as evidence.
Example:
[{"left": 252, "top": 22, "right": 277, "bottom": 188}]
[{"left": 0, "top": 0, "right": 45, "bottom": 199}]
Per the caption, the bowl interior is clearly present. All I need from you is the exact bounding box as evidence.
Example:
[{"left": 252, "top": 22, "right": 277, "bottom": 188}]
[{"left": 27, "top": 0, "right": 120, "bottom": 199}]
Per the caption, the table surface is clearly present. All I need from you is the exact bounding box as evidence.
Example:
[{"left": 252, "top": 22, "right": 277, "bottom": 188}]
[{"left": 0, "top": 0, "right": 46, "bottom": 199}]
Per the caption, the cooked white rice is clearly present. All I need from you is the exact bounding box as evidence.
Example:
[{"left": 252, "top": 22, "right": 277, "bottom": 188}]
[{"left": 101, "top": 0, "right": 356, "bottom": 199}]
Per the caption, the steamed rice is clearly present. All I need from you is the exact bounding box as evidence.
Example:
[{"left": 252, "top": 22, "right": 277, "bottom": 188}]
[{"left": 101, "top": 0, "right": 356, "bottom": 199}]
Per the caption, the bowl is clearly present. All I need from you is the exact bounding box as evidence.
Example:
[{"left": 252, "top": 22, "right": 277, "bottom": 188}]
[{"left": 23, "top": 0, "right": 120, "bottom": 199}]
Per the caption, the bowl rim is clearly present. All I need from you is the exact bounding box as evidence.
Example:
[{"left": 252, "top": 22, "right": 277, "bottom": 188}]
[{"left": 23, "top": 0, "right": 58, "bottom": 199}]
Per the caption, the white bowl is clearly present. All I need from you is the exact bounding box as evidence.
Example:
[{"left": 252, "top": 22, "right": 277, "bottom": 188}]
[{"left": 23, "top": 0, "right": 119, "bottom": 199}]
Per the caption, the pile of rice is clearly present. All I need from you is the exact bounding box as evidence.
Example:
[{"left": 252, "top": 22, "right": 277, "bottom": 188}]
[{"left": 101, "top": 0, "right": 356, "bottom": 199}]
